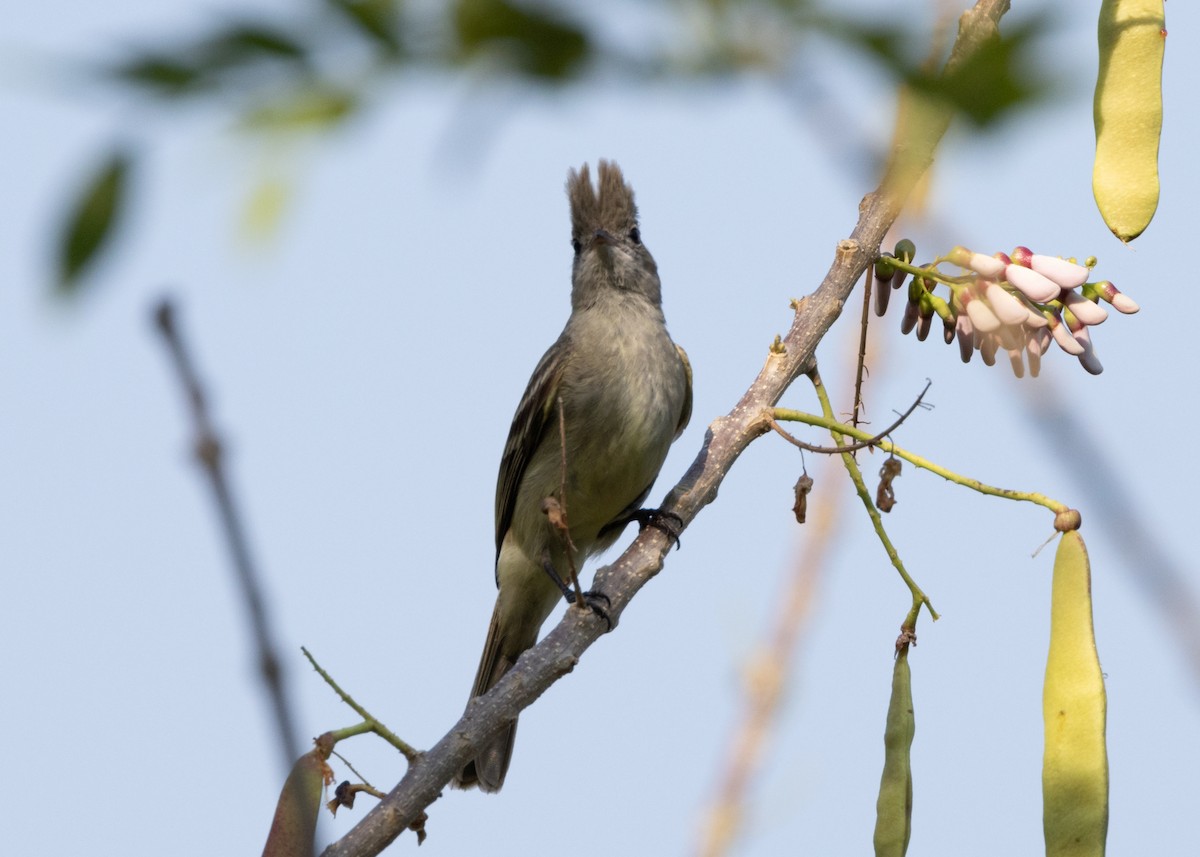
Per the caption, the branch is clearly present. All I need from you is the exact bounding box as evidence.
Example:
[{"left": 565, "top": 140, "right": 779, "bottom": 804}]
[
  {"left": 320, "top": 3, "right": 1012, "bottom": 853},
  {"left": 153, "top": 297, "right": 301, "bottom": 769}
]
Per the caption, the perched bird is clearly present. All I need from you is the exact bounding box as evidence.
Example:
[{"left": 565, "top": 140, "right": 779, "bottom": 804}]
[{"left": 454, "top": 160, "right": 693, "bottom": 792}]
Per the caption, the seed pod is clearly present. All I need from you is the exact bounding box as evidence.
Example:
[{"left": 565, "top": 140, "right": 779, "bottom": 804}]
[
  {"left": 873, "top": 644, "right": 915, "bottom": 857},
  {"left": 1043, "top": 530, "right": 1108, "bottom": 857},
  {"left": 1093, "top": 0, "right": 1165, "bottom": 241}
]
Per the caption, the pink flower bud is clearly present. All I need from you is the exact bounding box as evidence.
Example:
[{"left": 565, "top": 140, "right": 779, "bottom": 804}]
[
  {"left": 1031, "top": 255, "right": 1089, "bottom": 289},
  {"left": 1027, "top": 348, "right": 1041, "bottom": 377},
  {"left": 963, "top": 288, "right": 1001, "bottom": 332},
  {"left": 984, "top": 281, "right": 1033, "bottom": 326},
  {"left": 900, "top": 300, "right": 918, "bottom": 335},
  {"left": 979, "top": 335, "right": 998, "bottom": 366},
  {"left": 1092, "top": 280, "right": 1140, "bottom": 314},
  {"left": 1009, "top": 245, "right": 1033, "bottom": 267},
  {"left": 956, "top": 315, "right": 974, "bottom": 363},
  {"left": 1023, "top": 307, "right": 1049, "bottom": 328},
  {"left": 1048, "top": 312, "right": 1085, "bottom": 355},
  {"left": 1006, "top": 345, "right": 1024, "bottom": 378},
  {"left": 1062, "top": 289, "right": 1108, "bottom": 326},
  {"left": 967, "top": 253, "right": 1006, "bottom": 278},
  {"left": 1073, "top": 327, "right": 1103, "bottom": 375},
  {"left": 1005, "top": 264, "right": 1061, "bottom": 303}
]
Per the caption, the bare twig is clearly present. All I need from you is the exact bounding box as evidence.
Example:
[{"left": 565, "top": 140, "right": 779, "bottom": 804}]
[
  {"left": 302, "top": 647, "right": 418, "bottom": 761},
  {"left": 319, "top": 4, "right": 1012, "bottom": 853},
  {"left": 852, "top": 268, "right": 873, "bottom": 433},
  {"left": 152, "top": 297, "right": 300, "bottom": 770},
  {"left": 769, "top": 379, "right": 932, "bottom": 454}
]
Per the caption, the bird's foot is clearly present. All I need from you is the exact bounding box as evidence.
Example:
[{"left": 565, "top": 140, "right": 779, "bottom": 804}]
[
  {"left": 600, "top": 507, "right": 684, "bottom": 550},
  {"left": 573, "top": 589, "right": 613, "bottom": 632}
]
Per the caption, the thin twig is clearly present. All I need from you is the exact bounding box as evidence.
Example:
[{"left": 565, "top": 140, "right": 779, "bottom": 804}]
[
  {"left": 810, "top": 367, "right": 938, "bottom": 625},
  {"left": 302, "top": 647, "right": 418, "bottom": 761},
  {"left": 152, "top": 297, "right": 300, "bottom": 770},
  {"left": 852, "top": 267, "right": 873, "bottom": 435},
  {"left": 770, "top": 379, "right": 932, "bottom": 454}
]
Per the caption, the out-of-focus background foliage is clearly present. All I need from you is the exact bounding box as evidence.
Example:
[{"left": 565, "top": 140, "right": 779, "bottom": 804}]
[{"left": 4, "top": 1, "right": 1195, "bottom": 854}]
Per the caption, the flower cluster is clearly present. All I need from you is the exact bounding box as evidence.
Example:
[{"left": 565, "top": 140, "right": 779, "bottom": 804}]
[{"left": 873, "top": 242, "right": 1139, "bottom": 377}]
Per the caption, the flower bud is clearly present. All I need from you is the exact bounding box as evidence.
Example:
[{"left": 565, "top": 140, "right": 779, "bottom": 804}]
[
  {"left": 984, "top": 281, "right": 1033, "bottom": 325},
  {"left": 1031, "top": 254, "right": 1089, "bottom": 289},
  {"left": 1005, "top": 263, "right": 1061, "bottom": 302},
  {"left": 1062, "top": 289, "right": 1108, "bottom": 326},
  {"left": 900, "top": 299, "right": 918, "bottom": 335},
  {"left": 1090, "top": 280, "right": 1140, "bottom": 314},
  {"left": 980, "top": 335, "right": 998, "bottom": 366},
  {"left": 894, "top": 239, "right": 916, "bottom": 263},
  {"left": 1048, "top": 312, "right": 1085, "bottom": 355},
  {"left": 963, "top": 288, "right": 1001, "bottom": 333},
  {"left": 1008, "top": 347, "right": 1025, "bottom": 378},
  {"left": 956, "top": 315, "right": 974, "bottom": 363},
  {"left": 1009, "top": 245, "right": 1034, "bottom": 267}
]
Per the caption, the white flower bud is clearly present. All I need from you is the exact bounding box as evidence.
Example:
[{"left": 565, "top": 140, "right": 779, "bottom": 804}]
[
  {"left": 1005, "top": 263, "right": 1061, "bottom": 302},
  {"left": 1062, "top": 289, "right": 1108, "bottom": 325},
  {"left": 968, "top": 253, "right": 1006, "bottom": 278},
  {"left": 963, "top": 290, "right": 1001, "bottom": 333},
  {"left": 1030, "top": 254, "right": 1089, "bottom": 289},
  {"left": 984, "top": 281, "right": 1033, "bottom": 325},
  {"left": 1049, "top": 313, "right": 1085, "bottom": 355}
]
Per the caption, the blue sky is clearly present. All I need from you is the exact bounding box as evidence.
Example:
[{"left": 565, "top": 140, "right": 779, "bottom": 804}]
[{"left": 4, "top": 2, "right": 1196, "bottom": 855}]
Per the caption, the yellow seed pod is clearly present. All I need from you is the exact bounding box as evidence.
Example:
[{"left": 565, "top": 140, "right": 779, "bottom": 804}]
[
  {"left": 1092, "top": 0, "right": 1166, "bottom": 242},
  {"left": 1043, "top": 531, "right": 1108, "bottom": 857},
  {"left": 873, "top": 646, "right": 914, "bottom": 857}
]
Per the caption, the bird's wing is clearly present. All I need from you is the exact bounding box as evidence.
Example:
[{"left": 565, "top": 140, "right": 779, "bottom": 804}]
[
  {"left": 494, "top": 336, "right": 569, "bottom": 569},
  {"left": 674, "top": 343, "right": 693, "bottom": 439}
]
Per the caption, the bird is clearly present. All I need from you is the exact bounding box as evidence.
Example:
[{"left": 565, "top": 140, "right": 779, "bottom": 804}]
[{"left": 454, "top": 160, "right": 693, "bottom": 792}]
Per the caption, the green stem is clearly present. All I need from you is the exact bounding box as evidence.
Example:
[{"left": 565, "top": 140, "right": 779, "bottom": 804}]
[
  {"left": 302, "top": 646, "right": 419, "bottom": 760},
  {"left": 808, "top": 371, "right": 938, "bottom": 625},
  {"left": 772, "top": 408, "right": 1067, "bottom": 515}
]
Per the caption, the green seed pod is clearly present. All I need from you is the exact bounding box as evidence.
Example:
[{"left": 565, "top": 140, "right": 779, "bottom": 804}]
[
  {"left": 1043, "top": 530, "right": 1108, "bottom": 857},
  {"left": 873, "top": 646, "right": 914, "bottom": 857},
  {"left": 1093, "top": 0, "right": 1166, "bottom": 242},
  {"left": 894, "top": 239, "right": 916, "bottom": 264}
]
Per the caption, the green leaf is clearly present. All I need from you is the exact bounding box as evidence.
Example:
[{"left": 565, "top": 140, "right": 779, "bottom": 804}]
[
  {"left": 56, "top": 148, "right": 132, "bottom": 294},
  {"left": 454, "top": 0, "right": 589, "bottom": 80},
  {"left": 240, "top": 86, "right": 358, "bottom": 131},
  {"left": 325, "top": 0, "right": 403, "bottom": 56}
]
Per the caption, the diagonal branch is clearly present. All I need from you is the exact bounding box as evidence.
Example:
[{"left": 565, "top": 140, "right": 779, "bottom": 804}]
[
  {"left": 153, "top": 297, "right": 302, "bottom": 771},
  {"left": 319, "top": 2, "right": 1011, "bottom": 853}
]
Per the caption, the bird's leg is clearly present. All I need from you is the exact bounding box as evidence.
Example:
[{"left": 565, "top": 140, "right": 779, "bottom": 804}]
[
  {"left": 539, "top": 554, "right": 612, "bottom": 631},
  {"left": 599, "top": 508, "right": 684, "bottom": 550}
]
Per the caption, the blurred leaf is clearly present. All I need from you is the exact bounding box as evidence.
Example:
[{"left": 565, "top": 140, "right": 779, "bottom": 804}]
[
  {"left": 240, "top": 86, "right": 358, "bottom": 131},
  {"left": 111, "top": 22, "right": 310, "bottom": 98},
  {"left": 241, "top": 175, "right": 292, "bottom": 241},
  {"left": 822, "top": 15, "right": 1049, "bottom": 127},
  {"left": 919, "top": 18, "right": 1046, "bottom": 126},
  {"left": 454, "top": 0, "right": 589, "bottom": 80},
  {"left": 56, "top": 148, "right": 132, "bottom": 294},
  {"left": 325, "top": 0, "right": 403, "bottom": 56},
  {"left": 113, "top": 56, "right": 206, "bottom": 95}
]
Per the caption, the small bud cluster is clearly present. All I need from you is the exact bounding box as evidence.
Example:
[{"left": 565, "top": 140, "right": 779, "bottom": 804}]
[{"left": 873, "top": 242, "right": 1139, "bottom": 377}]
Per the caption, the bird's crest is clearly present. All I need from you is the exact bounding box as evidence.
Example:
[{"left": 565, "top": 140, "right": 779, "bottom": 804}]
[{"left": 567, "top": 160, "right": 638, "bottom": 238}]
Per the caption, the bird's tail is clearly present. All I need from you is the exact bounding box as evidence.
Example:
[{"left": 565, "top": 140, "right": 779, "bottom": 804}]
[{"left": 453, "top": 601, "right": 531, "bottom": 792}]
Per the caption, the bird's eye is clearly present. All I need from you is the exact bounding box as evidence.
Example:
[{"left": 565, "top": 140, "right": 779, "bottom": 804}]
[
  {"left": 571, "top": 238, "right": 582, "bottom": 255},
  {"left": 629, "top": 227, "right": 641, "bottom": 245}
]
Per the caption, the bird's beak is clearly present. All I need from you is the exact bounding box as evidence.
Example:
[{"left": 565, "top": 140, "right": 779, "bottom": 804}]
[{"left": 590, "top": 228, "right": 616, "bottom": 248}]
